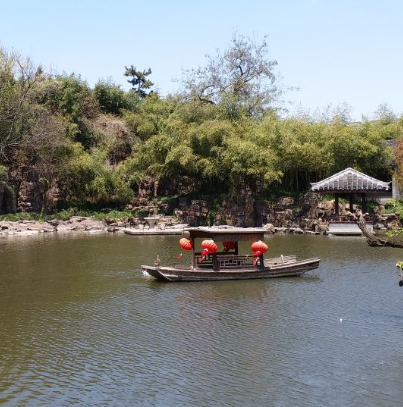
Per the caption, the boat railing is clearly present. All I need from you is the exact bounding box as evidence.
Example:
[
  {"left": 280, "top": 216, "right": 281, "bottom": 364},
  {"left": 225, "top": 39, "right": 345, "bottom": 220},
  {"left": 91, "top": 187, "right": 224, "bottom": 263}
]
[
  {"left": 195, "top": 252, "right": 256, "bottom": 270},
  {"left": 215, "top": 254, "right": 255, "bottom": 269}
]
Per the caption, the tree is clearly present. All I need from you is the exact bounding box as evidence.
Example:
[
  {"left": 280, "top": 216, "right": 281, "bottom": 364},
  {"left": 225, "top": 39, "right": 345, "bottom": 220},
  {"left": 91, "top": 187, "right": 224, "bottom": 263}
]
[
  {"left": 36, "top": 74, "right": 99, "bottom": 149},
  {"left": 349, "top": 210, "right": 403, "bottom": 248},
  {"left": 374, "top": 103, "right": 396, "bottom": 125},
  {"left": 0, "top": 47, "right": 43, "bottom": 160},
  {"left": 59, "top": 144, "right": 133, "bottom": 204},
  {"left": 124, "top": 65, "right": 154, "bottom": 98},
  {"left": 180, "top": 34, "right": 280, "bottom": 116},
  {"left": 39, "top": 74, "right": 98, "bottom": 121},
  {"left": 94, "top": 79, "right": 133, "bottom": 114}
]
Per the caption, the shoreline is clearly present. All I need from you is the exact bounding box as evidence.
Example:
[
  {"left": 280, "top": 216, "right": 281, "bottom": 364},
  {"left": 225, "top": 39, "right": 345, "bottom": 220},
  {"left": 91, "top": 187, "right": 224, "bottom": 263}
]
[
  {"left": 0, "top": 217, "right": 323, "bottom": 238},
  {"left": 0, "top": 217, "right": 184, "bottom": 237}
]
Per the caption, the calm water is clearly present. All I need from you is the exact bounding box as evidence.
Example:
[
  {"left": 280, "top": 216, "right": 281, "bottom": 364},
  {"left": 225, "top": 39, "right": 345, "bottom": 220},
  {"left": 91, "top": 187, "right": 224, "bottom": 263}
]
[{"left": 1, "top": 232, "right": 403, "bottom": 407}]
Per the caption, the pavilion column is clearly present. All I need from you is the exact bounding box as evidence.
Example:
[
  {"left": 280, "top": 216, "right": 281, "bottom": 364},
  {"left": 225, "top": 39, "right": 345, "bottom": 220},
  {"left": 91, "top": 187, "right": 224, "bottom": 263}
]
[
  {"left": 191, "top": 238, "right": 196, "bottom": 269},
  {"left": 335, "top": 194, "right": 339, "bottom": 218},
  {"left": 349, "top": 194, "right": 354, "bottom": 213},
  {"left": 361, "top": 193, "right": 367, "bottom": 213}
]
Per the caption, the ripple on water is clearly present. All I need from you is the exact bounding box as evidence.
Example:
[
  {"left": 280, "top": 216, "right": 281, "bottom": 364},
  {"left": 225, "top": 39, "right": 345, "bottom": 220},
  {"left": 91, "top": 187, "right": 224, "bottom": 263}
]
[{"left": 1, "top": 235, "right": 403, "bottom": 406}]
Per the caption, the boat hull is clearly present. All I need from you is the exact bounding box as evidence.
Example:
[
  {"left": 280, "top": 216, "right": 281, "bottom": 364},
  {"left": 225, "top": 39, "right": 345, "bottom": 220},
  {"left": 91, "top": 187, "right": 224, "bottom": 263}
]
[{"left": 141, "top": 258, "right": 320, "bottom": 282}]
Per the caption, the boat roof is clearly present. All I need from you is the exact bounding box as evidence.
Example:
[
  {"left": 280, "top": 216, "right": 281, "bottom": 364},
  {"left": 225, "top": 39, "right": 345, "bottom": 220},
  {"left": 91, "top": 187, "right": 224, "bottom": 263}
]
[{"left": 183, "top": 227, "right": 265, "bottom": 242}]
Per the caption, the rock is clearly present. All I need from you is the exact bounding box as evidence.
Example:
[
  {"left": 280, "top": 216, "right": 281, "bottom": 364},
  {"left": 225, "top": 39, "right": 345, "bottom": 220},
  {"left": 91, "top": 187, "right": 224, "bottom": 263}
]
[
  {"left": 263, "top": 223, "right": 275, "bottom": 233},
  {"left": 104, "top": 217, "right": 116, "bottom": 225},
  {"left": 275, "top": 227, "right": 287, "bottom": 233},
  {"left": 277, "top": 197, "right": 295, "bottom": 207},
  {"left": 387, "top": 219, "right": 401, "bottom": 229},
  {"left": 289, "top": 227, "right": 304, "bottom": 234}
]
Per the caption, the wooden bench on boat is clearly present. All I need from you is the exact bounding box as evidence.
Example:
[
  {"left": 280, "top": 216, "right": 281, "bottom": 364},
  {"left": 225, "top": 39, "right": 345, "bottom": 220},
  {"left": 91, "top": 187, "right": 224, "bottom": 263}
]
[{"left": 264, "top": 255, "right": 297, "bottom": 267}]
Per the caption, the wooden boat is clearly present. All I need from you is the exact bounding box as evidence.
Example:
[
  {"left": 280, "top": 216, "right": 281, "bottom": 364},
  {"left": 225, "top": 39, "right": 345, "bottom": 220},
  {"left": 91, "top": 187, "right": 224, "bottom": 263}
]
[{"left": 141, "top": 227, "right": 320, "bottom": 282}]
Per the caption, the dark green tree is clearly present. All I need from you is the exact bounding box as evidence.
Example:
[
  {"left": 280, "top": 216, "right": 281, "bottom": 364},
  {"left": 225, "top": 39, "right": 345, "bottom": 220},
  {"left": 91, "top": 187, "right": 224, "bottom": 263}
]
[
  {"left": 94, "top": 79, "right": 134, "bottom": 114},
  {"left": 124, "top": 66, "right": 154, "bottom": 98}
]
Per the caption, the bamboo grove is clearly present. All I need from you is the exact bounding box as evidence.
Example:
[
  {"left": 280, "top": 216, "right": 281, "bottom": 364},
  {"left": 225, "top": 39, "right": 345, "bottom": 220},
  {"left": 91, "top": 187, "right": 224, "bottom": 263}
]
[{"left": 1, "top": 38, "right": 402, "bottom": 212}]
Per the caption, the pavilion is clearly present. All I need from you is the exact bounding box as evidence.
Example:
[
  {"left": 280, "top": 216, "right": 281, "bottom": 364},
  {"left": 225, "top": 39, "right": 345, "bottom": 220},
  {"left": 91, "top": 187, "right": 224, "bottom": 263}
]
[{"left": 310, "top": 167, "right": 391, "bottom": 235}]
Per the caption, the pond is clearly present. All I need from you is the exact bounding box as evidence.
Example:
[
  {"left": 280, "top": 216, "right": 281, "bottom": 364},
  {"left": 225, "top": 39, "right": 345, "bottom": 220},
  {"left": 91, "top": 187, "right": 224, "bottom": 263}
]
[{"left": 0, "top": 233, "right": 403, "bottom": 407}]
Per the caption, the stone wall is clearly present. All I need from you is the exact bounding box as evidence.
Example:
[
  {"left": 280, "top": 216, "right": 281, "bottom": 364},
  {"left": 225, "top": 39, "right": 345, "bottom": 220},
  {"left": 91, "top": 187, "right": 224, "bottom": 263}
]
[
  {"left": 173, "top": 191, "right": 325, "bottom": 230},
  {"left": 216, "top": 188, "right": 256, "bottom": 227},
  {"left": 172, "top": 191, "right": 401, "bottom": 232},
  {"left": 0, "top": 171, "right": 16, "bottom": 215},
  {"left": 17, "top": 180, "right": 43, "bottom": 212},
  {"left": 0, "top": 166, "right": 56, "bottom": 215},
  {"left": 174, "top": 199, "right": 210, "bottom": 227},
  {"left": 0, "top": 164, "right": 397, "bottom": 233}
]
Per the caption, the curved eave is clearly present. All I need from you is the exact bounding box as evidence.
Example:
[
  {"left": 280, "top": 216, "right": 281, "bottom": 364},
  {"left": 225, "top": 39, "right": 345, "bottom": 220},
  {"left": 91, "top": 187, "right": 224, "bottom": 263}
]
[
  {"left": 310, "top": 187, "right": 390, "bottom": 194},
  {"left": 310, "top": 167, "right": 391, "bottom": 192},
  {"left": 184, "top": 227, "right": 265, "bottom": 242}
]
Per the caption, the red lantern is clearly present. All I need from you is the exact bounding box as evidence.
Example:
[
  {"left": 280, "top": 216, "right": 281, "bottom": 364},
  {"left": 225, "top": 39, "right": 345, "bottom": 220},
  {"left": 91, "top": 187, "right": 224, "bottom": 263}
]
[
  {"left": 201, "top": 239, "right": 218, "bottom": 254},
  {"left": 179, "top": 238, "right": 192, "bottom": 251},
  {"left": 223, "top": 241, "right": 236, "bottom": 252},
  {"left": 252, "top": 250, "right": 262, "bottom": 257},
  {"left": 251, "top": 240, "right": 268, "bottom": 254}
]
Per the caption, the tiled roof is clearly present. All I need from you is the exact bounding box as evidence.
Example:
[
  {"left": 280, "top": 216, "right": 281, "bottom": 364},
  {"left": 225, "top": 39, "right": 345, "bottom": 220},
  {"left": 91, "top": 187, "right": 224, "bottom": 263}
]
[{"left": 310, "top": 167, "right": 391, "bottom": 192}]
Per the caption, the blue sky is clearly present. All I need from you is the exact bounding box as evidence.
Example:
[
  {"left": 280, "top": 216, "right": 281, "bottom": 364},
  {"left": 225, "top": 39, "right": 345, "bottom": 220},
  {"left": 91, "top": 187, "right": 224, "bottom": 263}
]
[{"left": 1, "top": 0, "right": 402, "bottom": 121}]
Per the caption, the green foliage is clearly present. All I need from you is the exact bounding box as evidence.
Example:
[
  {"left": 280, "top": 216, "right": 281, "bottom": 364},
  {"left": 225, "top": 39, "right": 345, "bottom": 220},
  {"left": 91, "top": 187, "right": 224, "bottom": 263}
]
[
  {"left": 94, "top": 79, "right": 134, "bottom": 114},
  {"left": 36, "top": 74, "right": 99, "bottom": 150},
  {"left": 0, "top": 212, "right": 40, "bottom": 221},
  {"left": 59, "top": 143, "right": 133, "bottom": 205},
  {"left": 384, "top": 199, "right": 403, "bottom": 215},
  {"left": 0, "top": 165, "right": 7, "bottom": 180},
  {"left": 41, "top": 74, "right": 98, "bottom": 121},
  {"left": 122, "top": 92, "right": 172, "bottom": 141},
  {"left": 0, "top": 44, "right": 399, "bottom": 216},
  {"left": 0, "top": 208, "right": 137, "bottom": 222},
  {"left": 124, "top": 66, "right": 154, "bottom": 98},
  {"left": 382, "top": 199, "right": 403, "bottom": 225},
  {"left": 180, "top": 34, "right": 279, "bottom": 117},
  {"left": 0, "top": 47, "right": 42, "bottom": 161},
  {"left": 92, "top": 209, "right": 134, "bottom": 221}
]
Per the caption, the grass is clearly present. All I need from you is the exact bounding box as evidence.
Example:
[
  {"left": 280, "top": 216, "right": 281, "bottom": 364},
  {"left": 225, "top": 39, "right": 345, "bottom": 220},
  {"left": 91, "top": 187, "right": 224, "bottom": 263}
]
[
  {"left": 0, "top": 212, "right": 41, "bottom": 222},
  {"left": 0, "top": 209, "right": 139, "bottom": 222}
]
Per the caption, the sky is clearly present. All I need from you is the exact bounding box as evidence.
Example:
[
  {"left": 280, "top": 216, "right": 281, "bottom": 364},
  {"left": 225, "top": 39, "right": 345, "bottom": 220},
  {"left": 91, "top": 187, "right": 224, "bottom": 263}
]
[{"left": 1, "top": 0, "right": 402, "bottom": 121}]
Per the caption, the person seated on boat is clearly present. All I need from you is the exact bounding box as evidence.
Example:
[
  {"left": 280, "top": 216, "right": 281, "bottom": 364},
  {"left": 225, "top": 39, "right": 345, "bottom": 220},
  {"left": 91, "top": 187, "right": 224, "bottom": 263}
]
[{"left": 154, "top": 254, "right": 161, "bottom": 267}]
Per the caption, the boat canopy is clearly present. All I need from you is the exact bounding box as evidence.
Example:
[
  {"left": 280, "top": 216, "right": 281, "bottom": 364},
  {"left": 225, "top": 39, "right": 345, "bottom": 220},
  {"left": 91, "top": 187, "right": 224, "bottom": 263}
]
[{"left": 183, "top": 227, "right": 265, "bottom": 242}]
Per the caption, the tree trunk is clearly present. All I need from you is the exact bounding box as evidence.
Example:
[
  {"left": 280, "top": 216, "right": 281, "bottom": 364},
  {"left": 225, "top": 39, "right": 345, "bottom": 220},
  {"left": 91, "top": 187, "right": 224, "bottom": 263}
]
[{"left": 351, "top": 212, "right": 403, "bottom": 248}]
